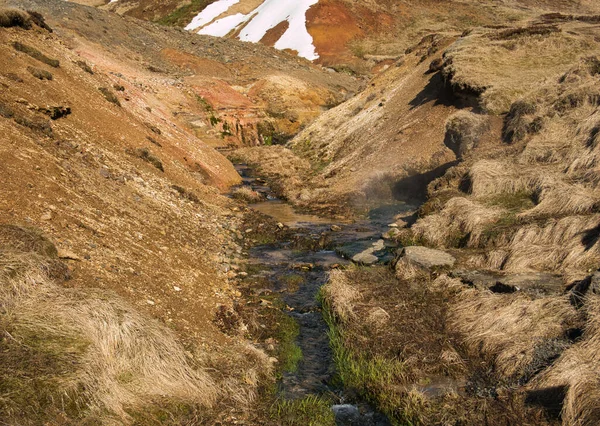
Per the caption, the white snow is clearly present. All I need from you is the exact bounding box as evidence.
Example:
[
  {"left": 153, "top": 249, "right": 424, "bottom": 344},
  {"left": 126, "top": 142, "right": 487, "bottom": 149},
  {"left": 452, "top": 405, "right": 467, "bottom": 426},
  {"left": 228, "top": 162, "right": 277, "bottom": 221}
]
[
  {"left": 198, "top": 13, "right": 247, "bottom": 37},
  {"left": 189, "top": 0, "right": 320, "bottom": 61},
  {"left": 185, "top": 0, "right": 240, "bottom": 31}
]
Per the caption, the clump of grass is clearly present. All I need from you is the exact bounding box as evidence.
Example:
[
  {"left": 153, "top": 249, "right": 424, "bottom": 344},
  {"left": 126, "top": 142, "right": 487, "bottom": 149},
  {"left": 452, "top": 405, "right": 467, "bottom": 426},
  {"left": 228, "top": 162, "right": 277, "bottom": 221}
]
[
  {"left": 98, "top": 87, "right": 121, "bottom": 107},
  {"left": 172, "top": 185, "right": 200, "bottom": 203},
  {"left": 0, "top": 234, "right": 218, "bottom": 424},
  {"left": 503, "top": 100, "right": 537, "bottom": 143},
  {"left": 271, "top": 395, "right": 335, "bottom": 426},
  {"left": 26, "top": 10, "right": 52, "bottom": 32},
  {"left": 232, "top": 186, "right": 264, "bottom": 203},
  {"left": 12, "top": 41, "right": 59, "bottom": 67},
  {"left": 14, "top": 115, "right": 53, "bottom": 136},
  {"left": 0, "top": 8, "right": 31, "bottom": 29},
  {"left": 27, "top": 65, "right": 52, "bottom": 80},
  {"left": 0, "top": 101, "right": 15, "bottom": 119},
  {"left": 76, "top": 60, "right": 93, "bottom": 74},
  {"left": 131, "top": 147, "right": 164, "bottom": 172}
]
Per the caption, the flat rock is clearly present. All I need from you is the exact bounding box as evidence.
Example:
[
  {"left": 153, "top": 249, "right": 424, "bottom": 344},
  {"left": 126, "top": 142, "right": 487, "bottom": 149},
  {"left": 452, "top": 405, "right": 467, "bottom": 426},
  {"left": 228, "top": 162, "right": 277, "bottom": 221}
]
[
  {"left": 352, "top": 251, "right": 379, "bottom": 265},
  {"left": 400, "top": 246, "right": 456, "bottom": 269},
  {"left": 332, "top": 404, "right": 360, "bottom": 426},
  {"left": 452, "top": 270, "right": 564, "bottom": 296}
]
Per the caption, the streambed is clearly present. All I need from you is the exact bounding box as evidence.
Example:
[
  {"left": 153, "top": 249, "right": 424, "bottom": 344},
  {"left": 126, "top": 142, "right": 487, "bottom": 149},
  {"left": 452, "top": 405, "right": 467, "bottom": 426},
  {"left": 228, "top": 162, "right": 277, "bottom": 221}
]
[{"left": 233, "top": 164, "right": 417, "bottom": 425}]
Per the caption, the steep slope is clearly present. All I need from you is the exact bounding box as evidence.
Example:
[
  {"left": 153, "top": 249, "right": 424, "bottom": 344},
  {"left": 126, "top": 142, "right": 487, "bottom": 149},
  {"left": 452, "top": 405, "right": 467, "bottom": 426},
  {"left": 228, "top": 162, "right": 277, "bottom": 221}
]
[{"left": 0, "top": 2, "right": 335, "bottom": 423}]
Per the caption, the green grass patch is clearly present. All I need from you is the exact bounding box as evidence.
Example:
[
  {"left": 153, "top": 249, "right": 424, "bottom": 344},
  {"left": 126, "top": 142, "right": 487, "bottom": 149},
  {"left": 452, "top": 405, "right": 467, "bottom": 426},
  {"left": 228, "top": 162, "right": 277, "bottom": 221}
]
[
  {"left": 282, "top": 274, "right": 305, "bottom": 293},
  {"left": 271, "top": 395, "right": 336, "bottom": 426},
  {"left": 277, "top": 314, "right": 302, "bottom": 374},
  {"left": 157, "top": 0, "right": 214, "bottom": 27}
]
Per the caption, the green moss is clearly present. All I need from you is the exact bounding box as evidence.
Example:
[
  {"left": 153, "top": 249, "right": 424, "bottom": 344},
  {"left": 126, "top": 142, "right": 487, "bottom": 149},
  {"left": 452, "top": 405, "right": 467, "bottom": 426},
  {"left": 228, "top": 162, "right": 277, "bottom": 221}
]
[
  {"left": 277, "top": 314, "right": 302, "bottom": 374},
  {"left": 157, "top": 0, "right": 214, "bottom": 27},
  {"left": 271, "top": 395, "right": 336, "bottom": 426}
]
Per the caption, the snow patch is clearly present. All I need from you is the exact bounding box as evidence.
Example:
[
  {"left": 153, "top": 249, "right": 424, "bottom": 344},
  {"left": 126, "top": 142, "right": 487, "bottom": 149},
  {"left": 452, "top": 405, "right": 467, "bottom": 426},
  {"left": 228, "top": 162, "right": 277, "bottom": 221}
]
[
  {"left": 188, "top": 0, "right": 320, "bottom": 61},
  {"left": 185, "top": 0, "right": 240, "bottom": 31}
]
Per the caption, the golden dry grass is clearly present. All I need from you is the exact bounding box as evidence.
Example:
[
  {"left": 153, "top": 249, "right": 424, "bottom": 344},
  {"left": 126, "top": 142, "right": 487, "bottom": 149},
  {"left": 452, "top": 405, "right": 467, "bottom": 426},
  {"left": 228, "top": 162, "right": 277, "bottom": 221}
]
[
  {"left": 321, "top": 269, "right": 361, "bottom": 322},
  {"left": 412, "top": 196, "right": 503, "bottom": 248},
  {"left": 443, "top": 26, "right": 598, "bottom": 114},
  {"left": 449, "top": 289, "right": 578, "bottom": 380},
  {"left": 530, "top": 295, "right": 600, "bottom": 425},
  {"left": 0, "top": 249, "right": 218, "bottom": 423}
]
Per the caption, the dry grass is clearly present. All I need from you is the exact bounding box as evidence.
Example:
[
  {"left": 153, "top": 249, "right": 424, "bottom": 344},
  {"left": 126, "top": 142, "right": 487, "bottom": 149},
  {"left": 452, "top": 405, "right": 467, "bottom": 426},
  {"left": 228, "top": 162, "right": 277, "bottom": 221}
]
[
  {"left": 0, "top": 248, "right": 218, "bottom": 424},
  {"left": 442, "top": 27, "right": 597, "bottom": 113},
  {"left": 98, "top": 87, "right": 121, "bottom": 107},
  {"left": 27, "top": 66, "right": 52, "bottom": 80},
  {"left": 450, "top": 290, "right": 579, "bottom": 380},
  {"left": 412, "top": 196, "right": 503, "bottom": 248},
  {"left": 0, "top": 8, "right": 31, "bottom": 29},
  {"left": 530, "top": 295, "right": 600, "bottom": 425},
  {"left": 321, "top": 269, "right": 361, "bottom": 322},
  {"left": 12, "top": 42, "right": 59, "bottom": 68},
  {"left": 231, "top": 186, "right": 264, "bottom": 204}
]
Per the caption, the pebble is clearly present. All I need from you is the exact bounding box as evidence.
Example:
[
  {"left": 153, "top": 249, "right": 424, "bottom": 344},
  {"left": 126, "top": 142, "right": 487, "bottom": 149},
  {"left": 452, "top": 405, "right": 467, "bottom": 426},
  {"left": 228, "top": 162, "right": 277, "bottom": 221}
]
[{"left": 173, "top": 286, "right": 182, "bottom": 292}]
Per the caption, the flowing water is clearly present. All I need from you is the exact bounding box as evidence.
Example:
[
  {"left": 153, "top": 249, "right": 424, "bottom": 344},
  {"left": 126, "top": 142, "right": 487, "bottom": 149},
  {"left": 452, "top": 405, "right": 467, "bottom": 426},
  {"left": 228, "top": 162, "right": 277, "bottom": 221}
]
[{"left": 233, "top": 164, "right": 418, "bottom": 425}]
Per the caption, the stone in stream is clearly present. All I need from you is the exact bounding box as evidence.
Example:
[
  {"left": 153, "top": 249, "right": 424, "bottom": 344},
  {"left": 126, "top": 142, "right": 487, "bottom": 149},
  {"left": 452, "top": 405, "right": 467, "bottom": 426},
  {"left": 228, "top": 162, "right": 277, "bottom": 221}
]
[{"left": 332, "top": 404, "right": 360, "bottom": 426}]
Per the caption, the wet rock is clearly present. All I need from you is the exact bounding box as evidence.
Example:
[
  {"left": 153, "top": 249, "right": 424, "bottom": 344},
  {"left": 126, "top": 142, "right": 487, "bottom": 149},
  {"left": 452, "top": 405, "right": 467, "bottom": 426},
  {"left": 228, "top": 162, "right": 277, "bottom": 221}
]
[
  {"left": 400, "top": 246, "right": 456, "bottom": 269},
  {"left": 332, "top": 404, "right": 360, "bottom": 426},
  {"left": 330, "top": 225, "right": 342, "bottom": 232}
]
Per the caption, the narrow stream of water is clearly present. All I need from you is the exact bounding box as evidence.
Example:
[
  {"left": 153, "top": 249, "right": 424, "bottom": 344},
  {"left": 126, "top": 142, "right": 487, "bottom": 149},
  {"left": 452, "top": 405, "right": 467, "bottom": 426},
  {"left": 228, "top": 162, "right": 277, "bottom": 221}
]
[{"left": 233, "top": 164, "right": 417, "bottom": 425}]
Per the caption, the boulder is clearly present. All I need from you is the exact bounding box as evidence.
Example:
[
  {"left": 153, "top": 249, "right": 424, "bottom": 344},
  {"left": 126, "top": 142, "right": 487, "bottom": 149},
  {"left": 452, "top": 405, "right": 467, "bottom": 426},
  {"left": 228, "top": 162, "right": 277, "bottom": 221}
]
[
  {"left": 332, "top": 404, "right": 361, "bottom": 426},
  {"left": 400, "top": 246, "right": 456, "bottom": 269}
]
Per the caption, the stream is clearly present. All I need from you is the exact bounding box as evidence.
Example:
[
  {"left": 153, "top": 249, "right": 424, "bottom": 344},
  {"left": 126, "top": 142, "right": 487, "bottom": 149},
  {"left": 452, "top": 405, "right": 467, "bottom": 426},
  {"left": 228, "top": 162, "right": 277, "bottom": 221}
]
[{"left": 233, "top": 164, "right": 417, "bottom": 425}]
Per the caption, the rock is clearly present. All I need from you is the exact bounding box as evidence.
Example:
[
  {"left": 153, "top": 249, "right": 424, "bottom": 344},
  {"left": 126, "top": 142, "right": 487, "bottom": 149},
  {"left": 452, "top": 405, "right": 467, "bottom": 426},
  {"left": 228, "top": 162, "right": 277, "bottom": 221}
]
[
  {"left": 452, "top": 270, "right": 564, "bottom": 296},
  {"left": 40, "top": 212, "right": 53, "bottom": 221},
  {"left": 277, "top": 222, "right": 284, "bottom": 229},
  {"left": 332, "top": 404, "right": 361, "bottom": 426},
  {"left": 173, "top": 286, "right": 181, "bottom": 292},
  {"left": 352, "top": 251, "right": 378, "bottom": 265},
  {"left": 401, "top": 246, "right": 456, "bottom": 269},
  {"left": 372, "top": 239, "right": 385, "bottom": 251},
  {"left": 330, "top": 224, "right": 342, "bottom": 232},
  {"left": 57, "top": 249, "right": 81, "bottom": 261}
]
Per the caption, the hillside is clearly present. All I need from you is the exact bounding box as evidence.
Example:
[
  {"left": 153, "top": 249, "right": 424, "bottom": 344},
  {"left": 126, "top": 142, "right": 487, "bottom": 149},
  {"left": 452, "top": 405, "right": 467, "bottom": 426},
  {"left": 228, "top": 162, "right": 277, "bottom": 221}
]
[
  {"left": 3, "top": 0, "right": 600, "bottom": 425},
  {"left": 0, "top": 0, "right": 355, "bottom": 423},
  {"left": 101, "top": 0, "right": 600, "bottom": 71}
]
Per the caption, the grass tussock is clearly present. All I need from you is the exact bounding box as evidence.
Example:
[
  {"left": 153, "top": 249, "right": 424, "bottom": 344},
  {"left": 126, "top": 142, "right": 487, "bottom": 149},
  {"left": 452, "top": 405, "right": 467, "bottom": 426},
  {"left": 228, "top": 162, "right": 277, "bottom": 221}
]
[
  {"left": 98, "top": 87, "right": 121, "bottom": 107},
  {"left": 12, "top": 41, "right": 59, "bottom": 68},
  {"left": 26, "top": 10, "right": 52, "bottom": 32},
  {"left": 0, "top": 240, "right": 218, "bottom": 424},
  {"left": 27, "top": 66, "right": 52, "bottom": 80},
  {"left": 412, "top": 196, "right": 502, "bottom": 248},
  {"left": 76, "top": 60, "right": 94, "bottom": 74},
  {"left": 0, "top": 8, "right": 31, "bottom": 29},
  {"left": 231, "top": 186, "right": 264, "bottom": 204},
  {"left": 450, "top": 290, "right": 579, "bottom": 380},
  {"left": 444, "top": 111, "right": 489, "bottom": 158},
  {"left": 271, "top": 395, "right": 335, "bottom": 426},
  {"left": 530, "top": 295, "right": 600, "bottom": 425},
  {"left": 131, "top": 148, "right": 164, "bottom": 172}
]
